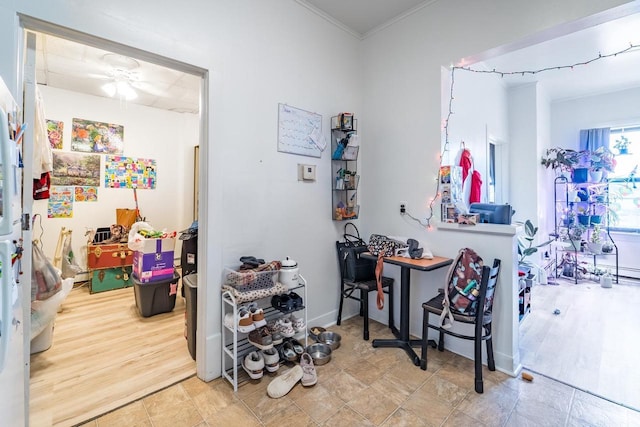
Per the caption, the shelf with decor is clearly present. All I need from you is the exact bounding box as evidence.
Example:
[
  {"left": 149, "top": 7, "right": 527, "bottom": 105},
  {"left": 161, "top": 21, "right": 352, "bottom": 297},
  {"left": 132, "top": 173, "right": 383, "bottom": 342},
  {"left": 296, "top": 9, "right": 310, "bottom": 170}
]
[
  {"left": 552, "top": 176, "right": 619, "bottom": 284},
  {"left": 331, "top": 113, "right": 359, "bottom": 221}
]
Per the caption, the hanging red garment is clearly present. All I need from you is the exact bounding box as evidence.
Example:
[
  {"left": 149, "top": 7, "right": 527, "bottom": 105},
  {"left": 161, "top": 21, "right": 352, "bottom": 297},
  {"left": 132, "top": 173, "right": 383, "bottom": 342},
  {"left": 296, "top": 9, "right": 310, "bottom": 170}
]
[
  {"left": 458, "top": 149, "right": 473, "bottom": 182},
  {"left": 470, "top": 170, "right": 482, "bottom": 204}
]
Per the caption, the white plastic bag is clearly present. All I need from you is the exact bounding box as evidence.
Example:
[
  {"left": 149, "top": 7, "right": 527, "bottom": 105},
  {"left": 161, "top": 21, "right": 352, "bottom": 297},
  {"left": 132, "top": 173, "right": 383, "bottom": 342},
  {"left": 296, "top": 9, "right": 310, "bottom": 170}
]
[
  {"left": 128, "top": 221, "right": 154, "bottom": 251},
  {"left": 61, "top": 234, "right": 82, "bottom": 279},
  {"left": 31, "top": 242, "right": 62, "bottom": 301},
  {"left": 31, "top": 278, "right": 73, "bottom": 338}
]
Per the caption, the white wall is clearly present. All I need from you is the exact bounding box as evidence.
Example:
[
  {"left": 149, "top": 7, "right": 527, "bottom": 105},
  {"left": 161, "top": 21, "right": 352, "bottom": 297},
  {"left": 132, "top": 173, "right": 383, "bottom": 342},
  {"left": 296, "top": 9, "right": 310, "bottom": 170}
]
[
  {"left": 359, "top": 0, "right": 635, "bottom": 375},
  {"left": 1, "top": 0, "right": 636, "bottom": 381},
  {"left": 550, "top": 87, "right": 640, "bottom": 277},
  {"left": 33, "top": 86, "right": 198, "bottom": 270},
  {"left": 2, "top": 0, "right": 363, "bottom": 381}
]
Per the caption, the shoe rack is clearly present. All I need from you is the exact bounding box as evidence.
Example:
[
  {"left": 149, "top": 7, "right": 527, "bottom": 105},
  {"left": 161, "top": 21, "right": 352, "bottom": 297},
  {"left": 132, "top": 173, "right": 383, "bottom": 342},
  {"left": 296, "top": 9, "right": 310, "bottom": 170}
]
[{"left": 221, "top": 275, "right": 308, "bottom": 392}]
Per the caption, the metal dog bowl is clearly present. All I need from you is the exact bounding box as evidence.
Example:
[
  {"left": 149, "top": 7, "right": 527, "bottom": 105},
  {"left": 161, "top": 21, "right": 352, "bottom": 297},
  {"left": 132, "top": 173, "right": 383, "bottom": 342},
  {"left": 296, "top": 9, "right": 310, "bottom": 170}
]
[
  {"left": 308, "top": 326, "right": 326, "bottom": 341},
  {"left": 317, "top": 331, "right": 341, "bottom": 350},
  {"left": 305, "top": 343, "right": 332, "bottom": 365}
]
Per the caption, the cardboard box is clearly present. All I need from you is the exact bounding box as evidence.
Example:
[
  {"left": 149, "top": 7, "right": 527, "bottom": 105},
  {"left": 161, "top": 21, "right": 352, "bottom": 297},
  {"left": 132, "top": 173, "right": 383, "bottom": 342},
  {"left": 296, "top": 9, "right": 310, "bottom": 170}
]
[
  {"left": 458, "top": 213, "right": 479, "bottom": 225},
  {"left": 133, "top": 237, "right": 176, "bottom": 283}
]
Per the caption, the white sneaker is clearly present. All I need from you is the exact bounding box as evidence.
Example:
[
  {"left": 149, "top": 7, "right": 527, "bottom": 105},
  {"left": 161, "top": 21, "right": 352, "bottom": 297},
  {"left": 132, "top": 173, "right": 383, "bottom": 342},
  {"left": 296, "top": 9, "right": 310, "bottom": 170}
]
[
  {"left": 299, "top": 352, "right": 317, "bottom": 387},
  {"left": 290, "top": 313, "right": 305, "bottom": 332},
  {"left": 275, "top": 318, "right": 295, "bottom": 338},
  {"left": 267, "top": 365, "right": 303, "bottom": 398},
  {"left": 242, "top": 351, "right": 264, "bottom": 380},
  {"left": 237, "top": 307, "right": 256, "bottom": 333},
  {"left": 261, "top": 348, "right": 280, "bottom": 373}
]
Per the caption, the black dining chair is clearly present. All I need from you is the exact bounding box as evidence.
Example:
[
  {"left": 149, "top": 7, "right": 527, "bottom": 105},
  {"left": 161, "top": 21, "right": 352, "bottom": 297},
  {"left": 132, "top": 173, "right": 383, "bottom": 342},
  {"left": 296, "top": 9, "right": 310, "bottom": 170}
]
[
  {"left": 420, "top": 259, "right": 501, "bottom": 393},
  {"left": 336, "top": 241, "right": 394, "bottom": 341}
]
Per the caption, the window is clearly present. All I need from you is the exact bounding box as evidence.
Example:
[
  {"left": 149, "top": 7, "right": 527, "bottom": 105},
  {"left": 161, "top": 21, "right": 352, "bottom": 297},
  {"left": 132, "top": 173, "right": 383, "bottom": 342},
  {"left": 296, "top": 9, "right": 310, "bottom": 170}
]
[{"left": 608, "top": 127, "right": 640, "bottom": 232}]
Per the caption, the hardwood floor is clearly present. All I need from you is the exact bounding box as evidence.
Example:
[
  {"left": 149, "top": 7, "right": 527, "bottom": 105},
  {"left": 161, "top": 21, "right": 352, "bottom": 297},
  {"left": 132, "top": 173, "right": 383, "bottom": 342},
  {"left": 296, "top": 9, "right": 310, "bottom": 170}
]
[
  {"left": 30, "top": 281, "right": 195, "bottom": 427},
  {"left": 519, "top": 276, "right": 640, "bottom": 411}
]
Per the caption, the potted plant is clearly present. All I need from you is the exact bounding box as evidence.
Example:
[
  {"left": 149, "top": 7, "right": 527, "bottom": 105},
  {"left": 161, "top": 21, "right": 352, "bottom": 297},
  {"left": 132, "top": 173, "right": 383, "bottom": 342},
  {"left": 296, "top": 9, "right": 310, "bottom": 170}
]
[
  {"left": 541, "top": 147, "right": 578, "bottom": 178},
  {"left": 518, "top": 219, "right": 553, "bottom": 269},
  {"left": 576, "top": 203, "right": 590, "bottom": 226},
  {"left": 567, "top": 223, "right": 586, "bottom": 250},
  {"left": 588, "top": 223, "right": 603, "bottom": 254},
  {"left": 587, "top": 147, "right": 616, "bottom": 182},
  {"left": 613, "top": 135, "right": 631, "bottom": 155}
]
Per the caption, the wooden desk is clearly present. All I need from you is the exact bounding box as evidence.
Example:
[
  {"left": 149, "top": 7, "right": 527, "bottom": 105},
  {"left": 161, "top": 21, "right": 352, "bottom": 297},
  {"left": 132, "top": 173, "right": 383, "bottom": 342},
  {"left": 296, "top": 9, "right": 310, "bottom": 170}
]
[{"left": 361, "top": 253, "right": 453, "bottom": 365}]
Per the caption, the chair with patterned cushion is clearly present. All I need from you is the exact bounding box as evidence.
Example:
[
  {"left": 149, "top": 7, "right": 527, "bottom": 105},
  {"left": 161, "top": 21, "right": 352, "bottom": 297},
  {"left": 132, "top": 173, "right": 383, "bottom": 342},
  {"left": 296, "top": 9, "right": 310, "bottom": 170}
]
[
  {"left": 336, "top": 241, "right": 394, "bottom": 341},
  {"left": 420, "top": 258, "right": 501, "bottom": 393}
]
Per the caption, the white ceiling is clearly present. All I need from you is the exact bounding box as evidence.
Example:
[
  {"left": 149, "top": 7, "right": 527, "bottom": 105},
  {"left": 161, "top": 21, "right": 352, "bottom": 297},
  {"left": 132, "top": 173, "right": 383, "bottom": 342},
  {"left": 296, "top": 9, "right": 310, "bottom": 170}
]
[
  {"left": 33, "top": 5, "right": 640, "bottom": 112},
  {"left": 35, "top": 33, "right": 201, "bottom": 114},
  {"left": 478, "top": 12, "right": 640, "bottom": 101}
]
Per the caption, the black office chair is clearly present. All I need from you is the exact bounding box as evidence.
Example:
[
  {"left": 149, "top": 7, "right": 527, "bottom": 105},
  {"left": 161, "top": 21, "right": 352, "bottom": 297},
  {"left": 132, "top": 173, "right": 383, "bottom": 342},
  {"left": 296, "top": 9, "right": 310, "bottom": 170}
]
[
  {"left": 336, "top": 241, "right": 394, "bottom": 341},
  {"left": 420, "top": 259, "right": 501, "bottom": 393}
]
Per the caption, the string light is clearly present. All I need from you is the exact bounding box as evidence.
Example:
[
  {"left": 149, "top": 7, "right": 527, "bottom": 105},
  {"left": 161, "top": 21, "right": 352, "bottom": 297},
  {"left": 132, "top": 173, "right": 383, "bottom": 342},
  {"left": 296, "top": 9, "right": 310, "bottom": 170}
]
[{"left": 423, "top": 42, "right": 640, "bottom": 228}]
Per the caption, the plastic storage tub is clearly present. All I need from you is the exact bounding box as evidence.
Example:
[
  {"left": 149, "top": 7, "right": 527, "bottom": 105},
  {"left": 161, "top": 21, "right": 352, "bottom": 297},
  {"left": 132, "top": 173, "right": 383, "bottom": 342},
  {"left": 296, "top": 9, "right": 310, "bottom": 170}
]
[
  {"left": 133, "top": 270, "right": 180, "bottom": 317},
  {"left": 183, "top": 274, "right": 198, "bottom": 360}
]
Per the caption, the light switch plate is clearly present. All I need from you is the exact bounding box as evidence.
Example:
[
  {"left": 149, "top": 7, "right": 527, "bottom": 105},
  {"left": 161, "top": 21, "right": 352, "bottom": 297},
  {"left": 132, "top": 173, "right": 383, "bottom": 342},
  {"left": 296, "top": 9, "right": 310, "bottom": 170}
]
[{"left": 298, "top": 164, "right": 316, "bottom": 181}]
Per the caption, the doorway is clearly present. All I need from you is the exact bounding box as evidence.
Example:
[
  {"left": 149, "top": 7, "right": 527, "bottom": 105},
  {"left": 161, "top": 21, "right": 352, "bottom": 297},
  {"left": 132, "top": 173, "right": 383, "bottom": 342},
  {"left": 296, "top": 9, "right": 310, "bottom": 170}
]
[
  {"left": 20, "top": 20, "right": 209, "bottom": 425},
  {"left": 444, "top": 6, "right": 640, "bottom": 412}
]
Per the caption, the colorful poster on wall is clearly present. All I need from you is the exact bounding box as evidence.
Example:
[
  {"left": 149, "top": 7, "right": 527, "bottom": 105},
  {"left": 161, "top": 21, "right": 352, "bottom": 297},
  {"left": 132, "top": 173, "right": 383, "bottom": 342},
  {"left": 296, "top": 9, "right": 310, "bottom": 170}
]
[
  {"left": 104, "top": 155, "right": 157, "bottom": 189},
  {"left": 74, "top": 186, "right": 98, "bottom": 202},
  {"left": 71, "top": 118, "right": 124, "bottom": 154},
  {"left": 46, "top": 119, "right": 64, "bottom": 149},
  {"left": 52, "top": 152, "right": 101, "bottom": 186},
  {"left": 47, "top": 186, "right": 74, "bottom": 218}
]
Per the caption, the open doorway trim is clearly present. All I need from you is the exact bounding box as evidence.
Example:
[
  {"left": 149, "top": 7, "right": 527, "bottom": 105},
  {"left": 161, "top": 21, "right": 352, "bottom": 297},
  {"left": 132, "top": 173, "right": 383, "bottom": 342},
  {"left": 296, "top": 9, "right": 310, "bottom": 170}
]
[{"left": 17, "top": 13, "right": 211, "bottom": 382}]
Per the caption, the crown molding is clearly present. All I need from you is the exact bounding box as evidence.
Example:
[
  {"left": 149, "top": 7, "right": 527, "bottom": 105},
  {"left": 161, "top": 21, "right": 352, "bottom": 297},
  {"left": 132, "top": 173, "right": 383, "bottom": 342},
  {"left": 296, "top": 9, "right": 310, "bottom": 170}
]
[
  {"left": 294, "top": 0, "right": 363, "bottom": 40},
  {"left": 363, "top": 0, "right": 439, "bottom": 39}
]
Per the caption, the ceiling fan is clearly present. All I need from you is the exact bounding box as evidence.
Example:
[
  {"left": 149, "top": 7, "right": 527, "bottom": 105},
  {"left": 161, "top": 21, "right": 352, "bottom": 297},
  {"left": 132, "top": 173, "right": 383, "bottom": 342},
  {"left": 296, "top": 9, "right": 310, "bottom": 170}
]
[{"left": 91, "top": 53, "right": 169, "bottom": 101}]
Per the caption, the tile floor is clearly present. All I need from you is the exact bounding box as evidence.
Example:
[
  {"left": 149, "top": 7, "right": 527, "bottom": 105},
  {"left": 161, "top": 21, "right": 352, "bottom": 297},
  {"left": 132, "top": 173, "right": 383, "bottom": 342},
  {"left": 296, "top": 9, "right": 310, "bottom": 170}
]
[{"left": 80, "top": 317, "right": 640, "bottom": 427}]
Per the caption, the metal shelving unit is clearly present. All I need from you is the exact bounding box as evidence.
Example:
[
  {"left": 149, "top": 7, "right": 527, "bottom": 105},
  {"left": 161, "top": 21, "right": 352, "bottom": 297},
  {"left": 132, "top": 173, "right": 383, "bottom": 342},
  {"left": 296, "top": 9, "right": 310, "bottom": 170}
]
[
  {"left": 221, "top": 275, "right": 308, "bottom": 392},
  {"left": 552, "top": 176, "right": 619, "bottom": 283}
]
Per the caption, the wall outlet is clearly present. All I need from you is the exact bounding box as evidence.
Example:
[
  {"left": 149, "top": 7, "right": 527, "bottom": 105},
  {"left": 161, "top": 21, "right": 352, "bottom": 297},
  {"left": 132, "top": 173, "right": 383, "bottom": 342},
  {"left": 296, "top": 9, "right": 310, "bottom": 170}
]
[{"left": 400, "top": 202, "right": 406, "bottom": 214}]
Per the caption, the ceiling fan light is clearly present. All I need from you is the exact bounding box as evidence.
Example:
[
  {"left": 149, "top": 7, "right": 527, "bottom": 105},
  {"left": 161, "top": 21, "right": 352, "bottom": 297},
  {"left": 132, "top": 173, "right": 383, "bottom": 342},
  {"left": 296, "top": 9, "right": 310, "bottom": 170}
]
[
  {"left": 116, "top": 80, "right": 138, "bottom": 101},
  {"left": 101, "top": 82, "right": 116, "bottom": 97}
]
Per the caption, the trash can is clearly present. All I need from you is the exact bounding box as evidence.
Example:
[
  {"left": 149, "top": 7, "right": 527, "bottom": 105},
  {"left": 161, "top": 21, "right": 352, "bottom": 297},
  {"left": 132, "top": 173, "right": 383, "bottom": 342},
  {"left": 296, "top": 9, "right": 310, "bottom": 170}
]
[
  {"left": 183, "top": 273, "right": 198, "bottom": 360},
  {"left": 179, "top": 222, "right": 198, "bottom": 297},
  {"left": 180, "top": 222, "right": 198, "bottom": 276}
]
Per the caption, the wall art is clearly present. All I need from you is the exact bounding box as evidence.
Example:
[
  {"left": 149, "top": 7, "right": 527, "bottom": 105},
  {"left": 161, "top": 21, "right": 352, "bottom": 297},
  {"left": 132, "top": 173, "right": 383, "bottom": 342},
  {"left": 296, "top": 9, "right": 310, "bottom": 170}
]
[
  {"left": 51, "top": 151, "right": 101, "bottom": 186},
  {"left": 104, "top": 155, "right": 157, "bottom": 189},
  {"left": 71, "top": 118, "right": 124, "bottom": 154},
  {"left": 46, "top": 119, "right": 64, "bottom": 149},
  {"left": 47, "top": 186, "right": 74, "bottom": 218},
  {"left": 74, "top": 186, "right": 98, "bottom": 202}
]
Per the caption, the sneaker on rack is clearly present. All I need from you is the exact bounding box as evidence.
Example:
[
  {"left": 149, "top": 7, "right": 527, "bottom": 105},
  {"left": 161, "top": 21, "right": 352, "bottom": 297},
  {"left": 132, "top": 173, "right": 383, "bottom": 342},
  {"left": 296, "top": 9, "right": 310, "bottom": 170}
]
[
  {"left": 248, "top": 326, "right": 273, "bottom": 350},
  {"left": 223, "top": 306, "right": 255, "bottom": 333},
  {"left": 290, "top": 313, "right": 305, "bottom": 333},
  {"left": 242, "top": 351, "right": 265, "bottom": 380},
  {"left": 266, "top": 320, "right": 285, "bottom": 345},
  {"left": 251, "top": 307, "right": 267, "bottom": 328},
  {"left": 275, "top": 318, "right": 295, "bottom": 338},
  {"left": 237, "top": 306, "right": 256, "bottom": 333},
  {"left": 299, "top": 352, "right": 317, "bottom": 387},
  {"left": 261, "top": 347, "right": 280, "bottom": 373}
]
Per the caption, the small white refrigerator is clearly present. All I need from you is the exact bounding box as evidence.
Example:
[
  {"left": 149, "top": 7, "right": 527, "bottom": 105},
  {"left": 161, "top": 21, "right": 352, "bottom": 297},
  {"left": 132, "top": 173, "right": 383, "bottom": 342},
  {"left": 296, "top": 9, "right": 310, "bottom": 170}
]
[{"left": 0, "top": 78, "right": 27, "bottom": 425}]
